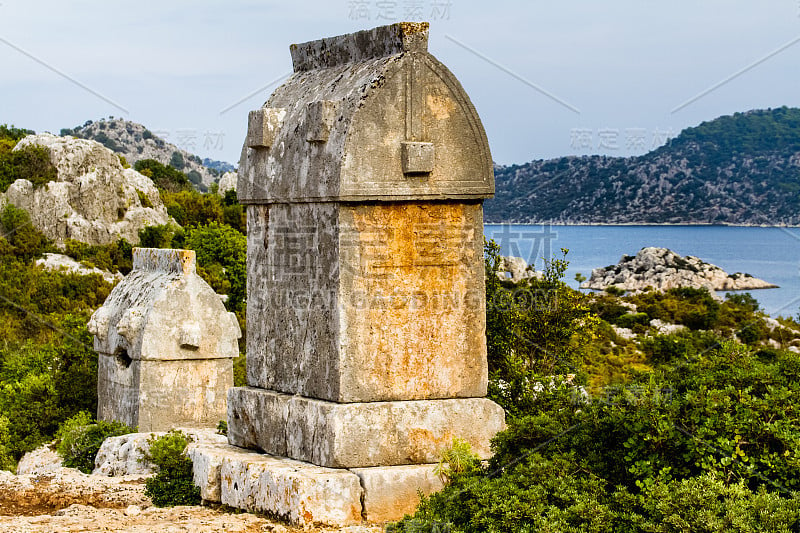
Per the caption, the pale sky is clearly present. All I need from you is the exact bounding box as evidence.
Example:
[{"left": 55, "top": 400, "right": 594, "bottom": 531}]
[{"left": 1, "top": 1, "right": 799, "bottom": 167}]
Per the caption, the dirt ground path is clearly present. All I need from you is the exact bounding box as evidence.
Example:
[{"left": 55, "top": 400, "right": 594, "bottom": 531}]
[{"left": 0, "top": 469, "right": 383, "bottom": 533}]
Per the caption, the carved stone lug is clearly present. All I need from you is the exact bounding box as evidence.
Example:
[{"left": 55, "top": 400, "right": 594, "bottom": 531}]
[{"left": 401, "top": 141, "right": 434, "bottom": 175}]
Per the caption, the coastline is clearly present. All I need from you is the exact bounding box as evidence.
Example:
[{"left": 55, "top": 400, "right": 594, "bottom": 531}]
[{"left": 484, "top": 222, "right": 800, "bottom": 228}]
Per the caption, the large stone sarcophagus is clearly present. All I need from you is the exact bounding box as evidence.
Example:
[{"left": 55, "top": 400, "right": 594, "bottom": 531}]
[{"left": 223, "top": 22, "right": 505, "bottom": 523}]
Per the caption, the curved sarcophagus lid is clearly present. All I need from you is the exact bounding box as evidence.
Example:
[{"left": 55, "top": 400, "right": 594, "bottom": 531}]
[{"left": 238, "top": 22, "right": 494, "bottom": 204}]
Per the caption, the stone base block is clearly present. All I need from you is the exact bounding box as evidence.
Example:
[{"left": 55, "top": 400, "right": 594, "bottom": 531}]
[
  {"left": 190, "top": 444, "right": 445, "bottom": 525},
  {"left": 353, "top": 464, "right": 444, "bottom": 523},
  {"left": 228, "top": 387, "right": 505, "bottom": 468},
  {"left": 189, "top": 444, "right": 363, "bottom": 526}
]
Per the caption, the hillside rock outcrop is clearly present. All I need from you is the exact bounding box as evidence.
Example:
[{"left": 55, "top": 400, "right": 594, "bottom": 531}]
[
  {"left": 216, "top": 171, "right": 237, "bottom": 196},
  {"left": 35, "top": 253, "right": 123, "bottom": 284},
  {"left": 66, "top": 119, "right": 221, "bottom": 189},
  {"left": 581, "top": 247, "right": 778, "bottom": 292},
  {"left": 1, "top": 134, "right": 171, "bottom": 247},
  {"left": 496, "top": 255, "right": 542, "bottom": 283}
]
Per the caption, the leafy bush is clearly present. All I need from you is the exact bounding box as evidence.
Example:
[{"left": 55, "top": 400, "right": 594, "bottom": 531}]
[
  {"left": 392, "top": 339, "right": 800, "bottom": 531},
  {"left": 55, "top": 411, "right": 133, "bottom": 473},
  {"left": 0, "top": 204, "right": 52, "bottom": 262},
  {"left": 144, "top": 430, "right": 201, "bottom": 507},
  {"left": 433, "top": 439, "right": 481, "bottom": 484},
  {"left": 0, "top": 144, "right": 58, "bottom": 192},
  {"left": 161, "top": 190, "right": 223, "bottom": 228},
  {"left": 184, "top": 222, "right": 246, "bottom": 312},
  {"left": 169, "top": 151, "right": 185, "bottom": 171},
  {"left": 629, "top": 287, "right": 720, "bottom": 330},
  {"left": 0, "top": 316, "right": 101, "bottom": 462},
  {"left": 485, "top": 240, "right": 597, "bottom": 415},
  {"left": 62, "top": 238, "right": 133, "bottom": 275},
  {"left": 614, "top": 312, "right": 650, "bottom": 329},
  {"left": 638, "top": 330, "right": 720, "bottom": 365},
  {"left": 134, "top": 159, "right": 190, "bottom": 192}
]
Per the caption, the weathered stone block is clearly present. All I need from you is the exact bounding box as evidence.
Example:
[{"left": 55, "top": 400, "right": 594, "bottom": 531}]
[
  {"left": 213, "top": 446, "right": 364, "bottom": 526},
  {"left": 226, "top": 387, "right": 289, "bottom": 458},
  {"left": 305, "top": 100, "right": 337, "bottom": 142},
  {"left": 227, "top": 387, "right": 505, "bottom": 468},
  {"left": 190, "top": 444, "right": 445, "bottom": 526},
  {"left": 244, "top": 201, "right": 487, "bottom": 403},
  {"left": 246, "top": 107, "right": 285, "bottom": 148},
  {"left": 98, "top": 356, "right": 233, "bottom": 431},
  {"left": 352, "top": 464, "right": 444, "bottom": 523}
]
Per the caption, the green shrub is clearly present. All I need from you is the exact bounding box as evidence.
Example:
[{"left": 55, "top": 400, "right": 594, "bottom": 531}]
[
  {"left": 161, "top": 190, "right": 223, "bottom": 228},
  {"left": 484, "top": 240, "right": 597, "bottom": 415},
  {"left": 0, "top": 315, "right": 102, "bottom": 462},
  {"left": 62, "top": 238, "right": 133, "bottom": 275},
  {"left": 433, "top": 438, "right": 481, "bottom": 484},
  {"left": 638, "top": 330, "right": 721, "bottom": 365},
  {"left": 614, "top": 312, "right": 650, "bottom": 329},
  {"left": 0, "top": 124, "right": 33, "bottom": 142},
  {"left": 138, "top": 224, "right": 183, "bottom": 250},
  {"left": 184, "top": 222, "right": 246, "bottom": 312},
  {"left": 169, "top": 151, "right": 185, "bottom": 171},
  {"left": 136, "top": 189, "right": 153, "bottom": 208},
  {"left": 55, "top": 411, "right": 133, "bottom": 473},
  {"left": 0, "top": 416, "right": 16, "bottom": 472},
  {"left": 144, "top": 430, "right": 201, "bottom": 507},
  {"left": 134, "top": 159, "right": 190, "bottom": 192},
  {"left": 0, "top": 204, "right": 52, "bottom": 262}
]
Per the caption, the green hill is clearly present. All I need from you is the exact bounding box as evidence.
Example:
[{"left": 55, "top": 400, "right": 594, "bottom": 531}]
[{"left": 486, "top": 107, "right": 800, "bottom": 225}]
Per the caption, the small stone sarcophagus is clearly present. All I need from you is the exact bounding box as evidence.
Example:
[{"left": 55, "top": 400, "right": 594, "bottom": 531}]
[
  {"left": 230, "top": 21, "right": 504, "bottom": 486},
  {"left": 89, "top": 248, "right": 241, "bottom": 432}
]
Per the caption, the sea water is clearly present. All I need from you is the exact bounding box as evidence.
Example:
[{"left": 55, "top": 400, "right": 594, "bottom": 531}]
[{"left": 484, "top": 224, "right": 800, "bottom": 318}]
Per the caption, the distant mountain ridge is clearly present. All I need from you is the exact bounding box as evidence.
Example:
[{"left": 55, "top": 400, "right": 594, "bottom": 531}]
[
  {"left": 61, "top": 118, "right": 235, "bottom": 192},
  {"left": 486, "top": 107, "right": 800, "bottom": 225}
]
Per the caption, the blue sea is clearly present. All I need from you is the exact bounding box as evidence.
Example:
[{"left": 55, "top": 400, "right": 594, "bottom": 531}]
[{"left": 484, "top": 225, "right": 800, "bottom": 318}]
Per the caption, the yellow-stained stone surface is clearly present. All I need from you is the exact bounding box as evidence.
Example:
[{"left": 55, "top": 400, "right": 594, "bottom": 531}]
[{"left": 244, "top": 201, "right": 486, "bottom": 403}]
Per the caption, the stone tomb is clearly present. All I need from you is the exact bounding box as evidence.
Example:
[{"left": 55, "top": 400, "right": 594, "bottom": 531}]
[
  {"left": 89, "top": 248, "right": 241, "bottom": 432},
  {"left": 218, "top": 22, "right": 505, "bottom": 524}
]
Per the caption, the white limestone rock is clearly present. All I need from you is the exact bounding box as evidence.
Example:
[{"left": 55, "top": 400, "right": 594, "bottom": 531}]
[
  {"left": 581, "top": 247, "right": 778, "bottom": 292},
  {"left": 35, "top": 253, "right": 123, "bottom": 284},
  {"left": 611, "top": 325, "right": 637, "bottom": 340},
  {"left": 16, "top": 443, "right": 62, "bottom": 475},
  {"left": 650, "top": 318, "right": 687, "bottom": 335},
  {"left": 2, "top": 133, "right": 172, "bottom": 246},
  {"left": 217, "top": 171, "right": 237, "bottom": 196},
  {"left": 94, "top": 428, "right": 226, "bottom": 477},
  {"left": 496, "top": 255, "right": 542, "bottom": 283},
  {"left": 94, "top": 433, "right": 157, "bottom": 477}
]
